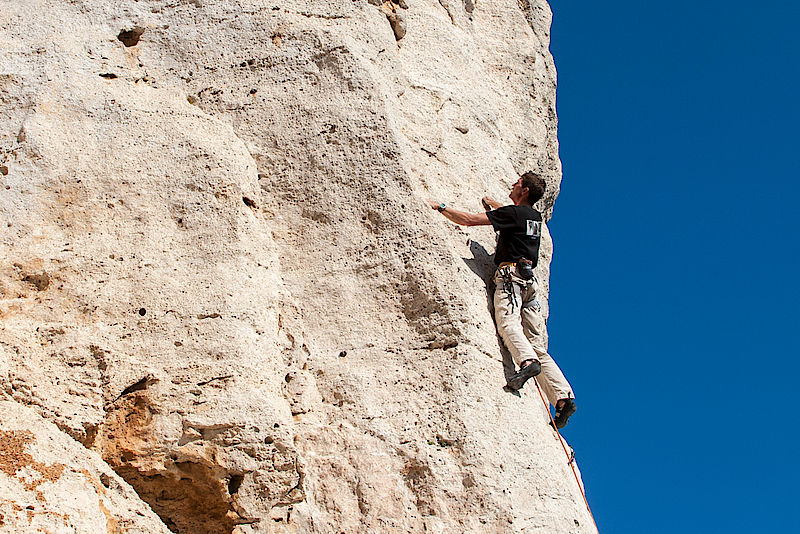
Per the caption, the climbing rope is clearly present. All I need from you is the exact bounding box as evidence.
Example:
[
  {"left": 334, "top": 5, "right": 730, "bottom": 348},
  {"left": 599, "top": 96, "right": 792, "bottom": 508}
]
[{"left": 533, "top": 378, "right": 599, "bottom": 533}]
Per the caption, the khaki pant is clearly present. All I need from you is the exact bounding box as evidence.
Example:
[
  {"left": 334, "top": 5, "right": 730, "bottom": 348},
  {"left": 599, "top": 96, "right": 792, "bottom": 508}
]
[{"left": 493, "top": 267, "right": 574, "bottom": 406}]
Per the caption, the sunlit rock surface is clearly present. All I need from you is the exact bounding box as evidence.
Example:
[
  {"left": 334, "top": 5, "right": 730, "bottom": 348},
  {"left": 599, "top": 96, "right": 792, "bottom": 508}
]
[{"left": 0, "top": 1, "right": 593, "bottom": 532}]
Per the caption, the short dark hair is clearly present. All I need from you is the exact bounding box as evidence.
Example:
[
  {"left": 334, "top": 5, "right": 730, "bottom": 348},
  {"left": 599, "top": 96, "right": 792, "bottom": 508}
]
[{"left": 520, "top": 172, "right": 546, "bottom": 204}]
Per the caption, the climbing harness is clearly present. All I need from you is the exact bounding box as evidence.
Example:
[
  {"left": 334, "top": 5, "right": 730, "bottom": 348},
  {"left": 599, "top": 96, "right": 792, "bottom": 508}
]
[
  {"left": 533, "top": 379, "right": 599, "bottom": 533},
  {"left": 498, "top": 262, "right": 537, "bottom": 315}
]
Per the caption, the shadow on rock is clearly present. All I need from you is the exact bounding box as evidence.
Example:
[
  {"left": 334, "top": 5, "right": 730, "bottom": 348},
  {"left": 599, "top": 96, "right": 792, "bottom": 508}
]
[{"left": 462, "top": 240, "right": 518, "bottom": 386}]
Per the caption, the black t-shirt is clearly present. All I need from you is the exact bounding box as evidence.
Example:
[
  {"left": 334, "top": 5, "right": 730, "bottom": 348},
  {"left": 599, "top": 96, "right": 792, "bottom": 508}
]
[{"left": 487, "top": 205, "right": 543, "bottom": 266}]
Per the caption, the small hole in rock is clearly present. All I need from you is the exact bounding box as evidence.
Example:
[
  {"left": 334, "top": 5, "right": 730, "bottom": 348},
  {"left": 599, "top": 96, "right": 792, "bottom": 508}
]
[
  {"left": 138, "top": 308, "right": 147, "bottom": 316},
  {"left": 22, "top": 272, "right": 50, "bottom": 291},
  {"left": 273, "top": 423, "right": 279, "bottom": 428},
  {"left": 120, "top": 377, "right": 151, "bottom": 397},
  {"left": 99, "top": 73, "right": 118, "bottom": 79},
  {"left": 339, "top": 351, "right": 347, "bottom": 357},
  {"left": 228, "top": 474, "right": 244, "bottom": 495},
  {"left": 264, "top": 436, "right": 274, "bottom": 444},
  {"left": 0, "top": 165, "right": 8, "bottom": 175},
  {"left": 242, "top": 196, "right": 256, "bottom": 208},
  {"left": 118, "top": 27, "right": 145, "bottom": 47}
]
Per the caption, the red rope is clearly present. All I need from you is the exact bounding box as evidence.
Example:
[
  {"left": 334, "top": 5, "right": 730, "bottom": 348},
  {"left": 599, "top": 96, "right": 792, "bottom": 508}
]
[{"left": 533, "top": 378, "right": 599, "bottom": 533}]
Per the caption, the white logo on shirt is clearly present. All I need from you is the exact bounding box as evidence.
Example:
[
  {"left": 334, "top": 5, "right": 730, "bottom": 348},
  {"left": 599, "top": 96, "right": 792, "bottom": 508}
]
[{"left": 526, "top": 220, "right": 541, "bottom": 238}]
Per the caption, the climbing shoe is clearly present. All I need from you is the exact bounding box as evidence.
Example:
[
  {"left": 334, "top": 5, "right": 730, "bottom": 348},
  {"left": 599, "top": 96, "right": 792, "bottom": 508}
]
[
  {"left": 506, "top": 360, "right": 541, "bottom": 390},
  {"left": 553, "top": 398, "right": 577, "bottom": 429}
]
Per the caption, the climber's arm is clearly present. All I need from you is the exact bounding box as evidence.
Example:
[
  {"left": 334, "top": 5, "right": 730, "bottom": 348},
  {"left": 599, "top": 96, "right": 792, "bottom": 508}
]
[{"left": 425, "top": 199, "right": 491, "bottom": 226}]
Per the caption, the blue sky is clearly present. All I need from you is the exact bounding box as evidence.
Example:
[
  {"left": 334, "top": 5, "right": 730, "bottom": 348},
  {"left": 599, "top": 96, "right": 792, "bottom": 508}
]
[{"left": 545, "top": 1, "right": 800, "bottom": 532}]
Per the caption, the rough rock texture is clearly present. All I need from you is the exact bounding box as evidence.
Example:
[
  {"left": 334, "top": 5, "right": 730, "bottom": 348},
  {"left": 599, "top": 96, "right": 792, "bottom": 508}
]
[
  {"left": 0, "top": 400, "right": 172, "bottom": 533},
  {"left": 0, "top": 1, "right": 594, "bottom": 533}
]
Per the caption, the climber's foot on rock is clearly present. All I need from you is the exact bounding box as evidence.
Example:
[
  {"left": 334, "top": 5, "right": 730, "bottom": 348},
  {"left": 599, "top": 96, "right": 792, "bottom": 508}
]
[
  {"left": 552, "top": 398, "right": 577, "bottom": 429},
  {"left": 506, "top": 359, "right": 541, "bottom": 390}
]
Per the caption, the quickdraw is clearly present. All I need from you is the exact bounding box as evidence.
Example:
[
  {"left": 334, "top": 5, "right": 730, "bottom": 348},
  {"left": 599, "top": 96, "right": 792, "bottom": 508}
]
[{"left": 500, "top": 266, "right": 518, "bottom": 314}]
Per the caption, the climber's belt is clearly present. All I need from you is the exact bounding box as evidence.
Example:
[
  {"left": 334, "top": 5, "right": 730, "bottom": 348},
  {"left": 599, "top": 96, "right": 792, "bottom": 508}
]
[{"left": 498, "top": 259, "right": 534, "bottom": 281}]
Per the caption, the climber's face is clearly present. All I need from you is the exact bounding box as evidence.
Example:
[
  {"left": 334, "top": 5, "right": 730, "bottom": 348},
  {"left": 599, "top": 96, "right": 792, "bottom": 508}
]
[{"left": 509, "top": 178, "right": 529, "bottom": 205}]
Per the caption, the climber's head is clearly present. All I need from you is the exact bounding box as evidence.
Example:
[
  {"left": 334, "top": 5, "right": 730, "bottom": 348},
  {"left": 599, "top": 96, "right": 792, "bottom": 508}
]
[{"left": 510, "top": 172, "right": 546, "bottom": 206}]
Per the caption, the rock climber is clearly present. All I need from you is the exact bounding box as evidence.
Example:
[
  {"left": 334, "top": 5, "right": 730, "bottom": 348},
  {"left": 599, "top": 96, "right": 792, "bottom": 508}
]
[{"left": 425, "top": 172, "right": 577, "bottom": 428}]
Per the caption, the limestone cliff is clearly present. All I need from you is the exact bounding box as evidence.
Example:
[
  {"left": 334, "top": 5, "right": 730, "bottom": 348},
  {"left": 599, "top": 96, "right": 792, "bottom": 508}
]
[{"left": 0, "top": 1, "right": 594, "bottom": 532}]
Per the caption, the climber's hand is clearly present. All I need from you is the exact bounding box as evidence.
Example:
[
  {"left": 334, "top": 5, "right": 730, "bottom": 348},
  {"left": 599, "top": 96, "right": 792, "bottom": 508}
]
[
  {"left": 482, "top": 196, "right": 500, "bottom": 211},
  {"left": 425, "top": 198, "right": 441, "bottom": 210}
]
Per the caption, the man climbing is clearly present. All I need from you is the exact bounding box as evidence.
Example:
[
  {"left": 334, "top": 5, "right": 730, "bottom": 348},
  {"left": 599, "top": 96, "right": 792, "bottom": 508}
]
[{"left": 426, "top": 172, "right": 577, "bottom": 428}]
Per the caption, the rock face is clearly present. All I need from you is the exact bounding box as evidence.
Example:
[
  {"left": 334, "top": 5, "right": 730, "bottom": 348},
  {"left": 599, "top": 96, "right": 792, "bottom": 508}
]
[
  {"left": 0, "top": 400, "right": 172, "bottom": 533},
  {"left": 0, "top": 1, "right": 593, "bottom": 533}
]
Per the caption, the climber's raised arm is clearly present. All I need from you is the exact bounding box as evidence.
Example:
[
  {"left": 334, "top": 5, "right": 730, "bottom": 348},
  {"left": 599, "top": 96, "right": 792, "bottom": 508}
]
[{"left": 425, "top": 198, "right": 491, "bottom": 226}]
